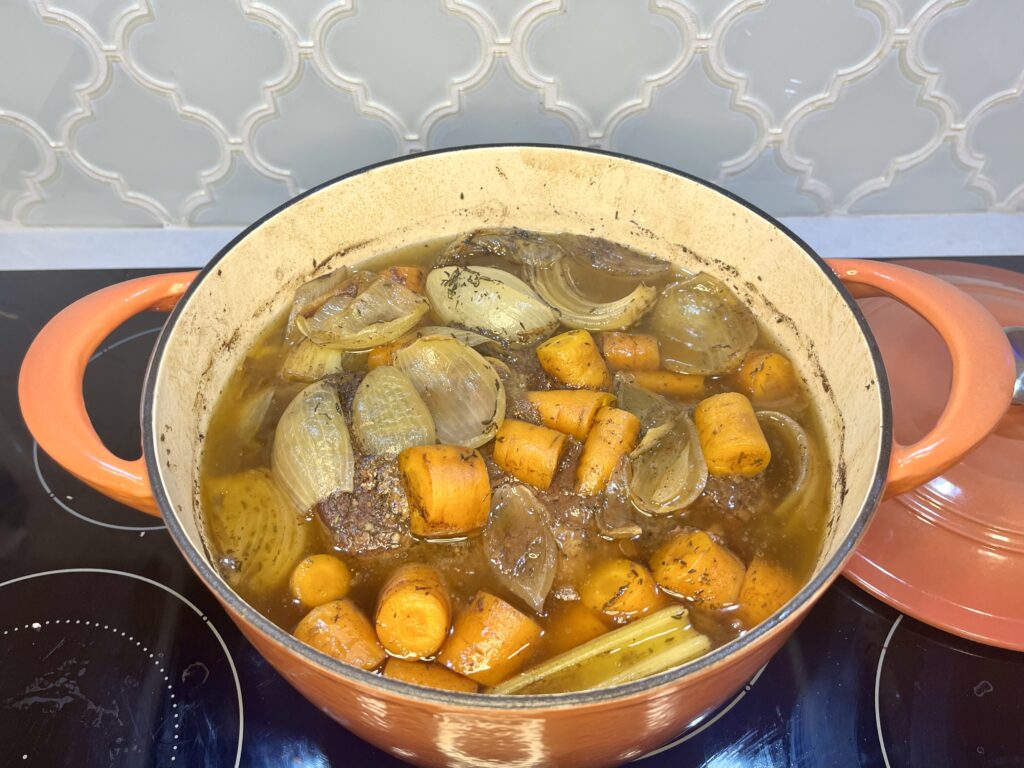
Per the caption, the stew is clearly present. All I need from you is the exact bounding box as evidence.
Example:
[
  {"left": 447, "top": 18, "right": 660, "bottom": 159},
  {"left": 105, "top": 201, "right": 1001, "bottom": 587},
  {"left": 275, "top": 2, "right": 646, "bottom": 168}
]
[{"left": 200, "top": 229, "right": 829, "bottom": 695}]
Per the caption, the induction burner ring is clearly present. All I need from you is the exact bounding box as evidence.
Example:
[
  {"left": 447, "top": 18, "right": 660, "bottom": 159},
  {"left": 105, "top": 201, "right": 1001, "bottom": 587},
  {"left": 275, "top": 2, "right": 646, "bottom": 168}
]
[
  {"left": 31, "top": 326, "right": 165, "bottom": 532},
  {"left": 2, "top": 617, "right": 183, "bottom": 756},
  {"left": 632, "top": 664, "right": 767, "bottom": 763},
  {"left": 874, "top": 614, "right": 903, "bottom": 768},
  {"left": 0, "top": 568, "right": 243, "bottom": 767}
]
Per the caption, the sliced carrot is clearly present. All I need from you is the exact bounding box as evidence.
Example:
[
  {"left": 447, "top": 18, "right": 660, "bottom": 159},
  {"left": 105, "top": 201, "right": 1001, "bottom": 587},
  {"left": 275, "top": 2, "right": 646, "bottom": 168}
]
[
  {"left": 525, "top": 389, "right": 616, "bottom": 440},
  {"left": 629, "top": 369, "right": 705, "bottom": 399},
  {"left": 575, "top": 406, "right": 641, "bottom": 495},
  {"left": 399, "top": 445, "right": 491, "bottom": 538},
  {"left": 600, "top": 332, "right": 660, "bottom": 371},
  {"left": 382, "top": 658, "right": 478, "bottom": 693},
  {"left": 736, "top": 557, "right": 800, "bottom": 627},
  {"left": 367, "top": 333, "right": 415, "bottom": 370},
  {"left": 580, "top": 558, "right": 662, "bottom": 624},
  {"left": 293, "top": 599, "right": 386, "bottom": 670},
  {"left": 694, "top": 392, "right": 771, "bottom": 477},
  {"left": 543, "top": 601, "right": 610, "bottom": 657},
  {"left": 375, "top": 563, "right": 451, "bottom": 659},
  {"left": 437, "top": 591, "right": 543, "bottom": 686},
  {"left": 492, "top": 418, "right": 567, "bottom": 490},
  {"left": 536, "top": 330, "right": 611, "bottom": 389},
  {"left": 733, "top": 350, "right": 798, "bottom": 403},
  {"left": 289, "top": 554, "right": 351, "bottom": 609},
  {"left": 649, "top": 530, "right": 746, "bottom": 610}
]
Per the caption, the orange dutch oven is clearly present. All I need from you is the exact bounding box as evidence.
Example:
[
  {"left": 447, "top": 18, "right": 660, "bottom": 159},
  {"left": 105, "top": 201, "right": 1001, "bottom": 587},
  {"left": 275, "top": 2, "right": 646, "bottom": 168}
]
[{"left": 19, "top": 147, "right": 1015, "bottom": 768}]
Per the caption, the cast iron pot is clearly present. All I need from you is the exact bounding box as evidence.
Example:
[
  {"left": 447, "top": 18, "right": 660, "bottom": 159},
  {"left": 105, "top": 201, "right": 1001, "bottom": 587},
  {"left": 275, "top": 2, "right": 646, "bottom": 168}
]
[{"left": 19, "top": 146, "right": 1014, "bottom": 768}]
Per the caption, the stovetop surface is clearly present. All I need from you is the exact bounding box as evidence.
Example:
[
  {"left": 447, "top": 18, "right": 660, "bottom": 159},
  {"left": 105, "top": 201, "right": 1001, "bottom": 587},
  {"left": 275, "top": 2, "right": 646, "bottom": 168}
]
[{"left": 2, "top": 264, "right": 1022, "bottom": 768}]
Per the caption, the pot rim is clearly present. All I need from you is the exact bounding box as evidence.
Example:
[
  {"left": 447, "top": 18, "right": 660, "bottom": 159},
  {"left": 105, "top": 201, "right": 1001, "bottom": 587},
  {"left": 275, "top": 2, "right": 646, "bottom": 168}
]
[{"left": 142, "top": 143, "right": 892, "bottom": 711}]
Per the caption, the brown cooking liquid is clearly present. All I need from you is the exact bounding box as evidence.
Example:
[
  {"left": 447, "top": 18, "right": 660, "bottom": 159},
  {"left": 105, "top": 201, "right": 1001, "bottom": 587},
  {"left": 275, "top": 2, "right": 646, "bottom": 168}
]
[{"left": 200, "top": 236, "right": 829, "bottom": 686}]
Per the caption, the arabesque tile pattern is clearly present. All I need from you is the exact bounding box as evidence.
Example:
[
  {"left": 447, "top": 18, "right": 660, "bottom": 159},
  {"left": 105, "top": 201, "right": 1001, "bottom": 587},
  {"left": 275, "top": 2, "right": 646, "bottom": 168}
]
[{"left": 1, "top": 0, "right": 1021, "bottom": 226}]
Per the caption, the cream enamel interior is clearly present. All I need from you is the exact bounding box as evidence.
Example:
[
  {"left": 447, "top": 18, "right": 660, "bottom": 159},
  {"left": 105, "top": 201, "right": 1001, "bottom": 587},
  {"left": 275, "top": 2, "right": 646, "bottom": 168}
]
[{"left": 150, "top": 146, "right": 883, "bottom": 625}]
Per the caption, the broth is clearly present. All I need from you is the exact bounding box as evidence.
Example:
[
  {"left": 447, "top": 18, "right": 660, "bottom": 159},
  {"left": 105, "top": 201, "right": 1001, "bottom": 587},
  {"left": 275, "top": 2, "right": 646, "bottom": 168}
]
[{"left": 200, "top": 230, "right": 829, "bottom": 694}]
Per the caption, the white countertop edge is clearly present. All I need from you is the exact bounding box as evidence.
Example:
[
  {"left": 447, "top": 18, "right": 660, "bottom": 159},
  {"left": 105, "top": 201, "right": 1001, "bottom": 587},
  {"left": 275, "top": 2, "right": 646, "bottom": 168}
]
[{"left": 0, "top": 213, "right": 1021, "bottom": 270}]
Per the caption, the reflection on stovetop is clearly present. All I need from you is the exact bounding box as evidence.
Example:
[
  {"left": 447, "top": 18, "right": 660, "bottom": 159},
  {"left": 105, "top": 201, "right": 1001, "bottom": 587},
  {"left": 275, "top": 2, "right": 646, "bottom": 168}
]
[{"left": 2, "top": 269, "right": 1022, "bottom": 768}]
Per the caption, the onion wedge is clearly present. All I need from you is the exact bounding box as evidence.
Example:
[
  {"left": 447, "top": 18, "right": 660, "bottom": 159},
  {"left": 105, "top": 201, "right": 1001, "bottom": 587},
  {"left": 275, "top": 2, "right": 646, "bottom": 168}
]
[
  {"left": 525, "top": 260, "right": 657, "bottom": 331},
  {"left": 393, "top": 335, "right": 506, "bottom": 448}
]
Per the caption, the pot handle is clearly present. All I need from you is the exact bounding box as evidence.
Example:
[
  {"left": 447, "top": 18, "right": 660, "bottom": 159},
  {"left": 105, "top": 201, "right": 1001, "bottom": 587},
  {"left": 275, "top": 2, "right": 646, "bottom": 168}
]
[
  {"left": 18, "top": 272, "right": 199, "bottom": 516},
  {"left": 828, "top": 259, "right": 1014, "bottom": 498}
]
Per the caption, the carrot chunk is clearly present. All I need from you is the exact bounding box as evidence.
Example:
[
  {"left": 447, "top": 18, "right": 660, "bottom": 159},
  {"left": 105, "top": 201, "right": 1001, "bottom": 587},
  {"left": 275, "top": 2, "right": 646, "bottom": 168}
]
[
  {"left": 694, "top": 392, "right": 771, "bottom": 477},
  {"left": 525, "top": 390, "right": 616, "bottom": 440},
  {"left": 580, "top": 558, "right": 662, "bottom": 624},
  {"left": 492, "top": 419, "right": 567, "bottom": 490},
  {"left": 437, "top": 591, "right": 543, "bottom": 686},
  {"left": 375, "top": 563, "right": 451, "bottom": 659},
  {"left": 575, "top": 406, "right": 641, "bottom": 495},
  {"left": 542, "top": 601, "right": 610, "bottom": 656},
  {"left": 736, "top": 557, "right": 800, "bottom": 627},
  {"left": 733, "top": 350, "right": 798, "bottom": 403},
  {"left": 289, "top": 554, "right": 352, "bottom": 609},
  {"left": 600, "top": 332, "right": 660, "bottom": 371},
  {"left": 382, "top": 658, "right": 478, "bottom": 693},
  {"left": 629, "top": 369, "right": 705, "bottom": 399},
  {"left": 536, "top": 330, "right": 611, "bottom": 389},
  {"left": 293, "top": 599, "right": 386, "bottom": 670},
  {"left": 367, "top": 333, "right": 415, "bottom": 370},
  {"left": 399, "top": 445, "right": 491, "bottom": 538},
  {"left": 649, "top": 530, "right": 746, "bottom": 610}
]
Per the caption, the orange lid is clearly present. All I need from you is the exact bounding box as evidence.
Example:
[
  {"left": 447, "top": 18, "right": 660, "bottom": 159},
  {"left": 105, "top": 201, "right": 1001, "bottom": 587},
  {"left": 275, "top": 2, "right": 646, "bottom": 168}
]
[{"left": 845, "top": 259, "right": 1024, "bottom": 651}]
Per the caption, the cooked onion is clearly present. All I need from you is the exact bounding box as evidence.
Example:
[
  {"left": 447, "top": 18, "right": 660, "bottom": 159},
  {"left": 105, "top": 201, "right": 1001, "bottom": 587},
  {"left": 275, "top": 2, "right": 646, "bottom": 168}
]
[
  {"left": 286, "top": 267, "right": 354, "bottom": 343},
  {"left": 426, "top": 266, "right": 560, "bottom": 347},
  {"left": 525, "top": 260, "right": 657, "bottom": 331},
  {"left": 597, "top": 459, "right": 643, "bottom": 539},
  {"left": 207, "top": 469, "right": 313, "bottom": 593},
  {"left": 649, "top": 273, "right": 757, "bottom": 375},
  {"left": 552, "top": 234, "right": 672, "bottom": 279},
  {"left": 234, "top": 387, "right": 274, "bottom": 445},
  {"left": 485, "top": 483, "right": 558, "bottom": 613},
  {"left": 628, "top": 413, "right": 708, "bottom": 516},
  {"left": 614, "top": 373, "right": 678, "bottom": 430},
  {"left": 271, "top": 380, "right": 355, "bottom": 514},
  {"left": 758, "top": 410, "right": 819, "bottom": 526},
  {"left": 393, "top": 335, "right": 506, "bottom": 448},
  {"left": 297, "top": 273, "right": 429, "bottom": 351},
  {"left": 414, "top": 325, "right": 504, "bottom": 354},
  {"left": 439, "top": 228, "right": 565, "bottom": 268},
  {"left": 281, "top": 339, "right": 362, "bottom": 382},
  {"left": 351, "top": 366, "right": 435, "bottom": 455}
]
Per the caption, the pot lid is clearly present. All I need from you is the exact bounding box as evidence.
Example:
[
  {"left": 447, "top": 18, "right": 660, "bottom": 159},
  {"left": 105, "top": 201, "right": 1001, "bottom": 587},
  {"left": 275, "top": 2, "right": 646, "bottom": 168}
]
[{"left": 844, "top": 259, "right": 1024, "bottom": 651}]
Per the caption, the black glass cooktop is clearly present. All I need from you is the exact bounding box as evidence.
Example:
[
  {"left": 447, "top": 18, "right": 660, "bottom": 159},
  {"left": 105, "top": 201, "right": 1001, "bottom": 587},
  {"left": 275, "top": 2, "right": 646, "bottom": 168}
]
[{"left": 2, "top": 266, "right": 1022, "bottom": 768}]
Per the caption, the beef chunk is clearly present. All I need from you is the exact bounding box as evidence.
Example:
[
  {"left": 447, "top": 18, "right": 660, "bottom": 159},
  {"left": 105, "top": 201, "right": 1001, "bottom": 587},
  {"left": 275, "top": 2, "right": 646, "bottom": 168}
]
[{"left": 317, "top": 455, "right": 412, "bottom": 555}]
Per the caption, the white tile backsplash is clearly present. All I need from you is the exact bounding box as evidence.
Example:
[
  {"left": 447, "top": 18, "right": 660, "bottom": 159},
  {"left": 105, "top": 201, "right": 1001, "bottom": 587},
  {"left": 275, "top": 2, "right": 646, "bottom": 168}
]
[
  {"left": 790, "top": 51, "right": 942, "bottom": 211},
  {"left": 718, "top": 0, "right": 883, "bottom": 128},
  {"left": 610, "top": 54, "right": 760, "bottom": 183},
  {"left": 320, "top": 1, "right": 485, "bottom": 140},
  {"left": 22, "top": 155, "right": 164, "bottom": 225},
  {"left": 968, "top": 89, "right": 1024, "bottom": 207},
  {"left": 918, "top": 1, "right": 1024, "bottom": 124},
  {"left": 428, "top": 57, "right": 576, "bottom": 148},
  {"left": 522, "top": 0, "right": 687, "bottom": 138},
  {"left": 1, "top": 0, "right": 1022, "bottom": 227},
  {"left": 249, "top": 59, "right": 399, "bottom": 192},
  {"left": 848, "top": 140, "right": 987, "bottom": 215},
  {"left": 0, "top": 120, "right": 47, "bottom": 221},
  {"left": 127, "top": 0, "right": 292, "bottom": 140}
]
